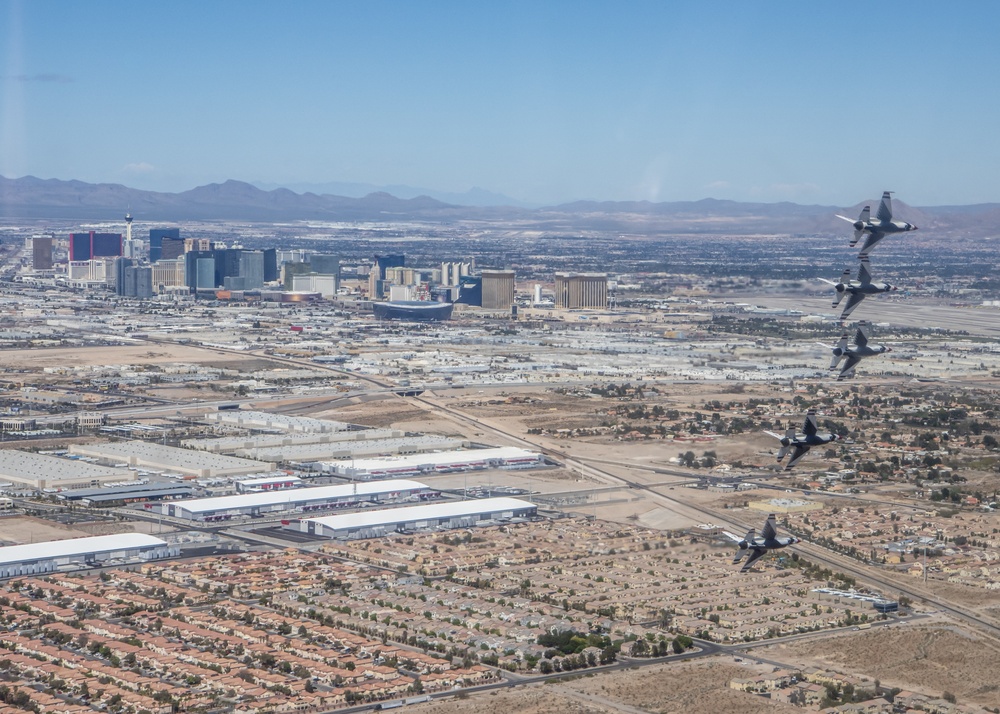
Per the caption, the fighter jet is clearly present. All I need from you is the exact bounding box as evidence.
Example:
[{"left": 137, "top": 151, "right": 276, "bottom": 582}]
[
  {"left": 819, "top": 257, "right": 896, "bottom": 321},
  {"left": 836, "top": 191, "right": 917, "bottom": 258},
  {"left": 724, "top": 514, "right": 801, "bottom": 572},
  {"left": 764, "top": 411, "right": 840, "bottom": 469},
  {"left": 826, "top": 323, "right": 891, "bottom": 381}
]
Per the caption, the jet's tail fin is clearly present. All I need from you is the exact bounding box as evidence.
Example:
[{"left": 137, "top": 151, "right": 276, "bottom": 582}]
[
  {"left": 830, "top": 332, "right": 849, "bottom": 369},
  {"left": 831, "top": 268, "right": 851, "bottom": 306},
  {"left": 848, "top": 206, "right": 870, "bottom": 246},
  {"left": 732, "top": 528, "right": 755, "bottom": 563},
  {"left": 776, "top": 429, "right": 794, "bottom": 461}
]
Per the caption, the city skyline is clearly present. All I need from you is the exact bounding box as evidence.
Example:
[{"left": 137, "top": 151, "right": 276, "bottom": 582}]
[{"left": 3, "top": 1, "right": 1000, "bottom": 206}]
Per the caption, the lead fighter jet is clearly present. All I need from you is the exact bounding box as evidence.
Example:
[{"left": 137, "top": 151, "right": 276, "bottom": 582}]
[
  {"left": 819, "top": 257, "right": 896, "bottom": 321},
  {"left": 836, "top": 191, "right": 917, "bottom": 258},
  {"left": 826, "top": 323, "right": 891, "bottom": 381},
  {"left": 725, "top": 514, "right": 800, "bottom": 572},
  {"left": 764, "top": 411, "right": 840, "bottom": 469}
]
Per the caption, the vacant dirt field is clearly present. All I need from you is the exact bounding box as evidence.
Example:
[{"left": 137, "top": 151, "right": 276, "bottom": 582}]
[
  {"left": 0, "top": 344, "right": 261, "bottom": 370},
  {"left": 413, "top": 659, "right": 798, "bottom": 714},
  {"left": 0, "top": 516, "right": 92, "bottom": 544},
  {"left": 761, "top": 624, "right": 1000, "bottom": 707}
]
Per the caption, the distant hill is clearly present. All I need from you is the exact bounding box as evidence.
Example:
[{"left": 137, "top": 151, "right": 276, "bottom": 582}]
[
  {"left": 0, "top": 176, "right": 458, "bottom": 221},
  {"left": 251, "top": 180, "right": 536, "bottom": 208},
  {"left": 1, "top": 175, "right": 998, "bottom": 236}
]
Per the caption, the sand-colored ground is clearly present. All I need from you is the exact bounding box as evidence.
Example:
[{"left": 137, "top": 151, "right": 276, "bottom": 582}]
[
  {"left": 0, "top": 516, "right": 93, "bottom": 544},
  {"left": 415, "top": 659, "right": 799, "bottom": 714},
  {"left": 0, "top": 343, "right": 264, "bottom": 370},
  {"left": 761, "top": 624, "right": 1000, "bottom": 707},
  {"left": 0, "top": 516, "right": 167, "bottom": 545}
]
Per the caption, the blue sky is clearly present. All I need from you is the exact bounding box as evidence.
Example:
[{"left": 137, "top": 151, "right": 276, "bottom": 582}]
[{"left": 2, "top": 1, "right": 998, "bottom": 205}]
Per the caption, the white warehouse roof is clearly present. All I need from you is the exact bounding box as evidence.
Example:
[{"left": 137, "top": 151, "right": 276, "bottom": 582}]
[
  {"left": 303, "top": 497, "right": 536, "bottom": 532},
  {"left": 171, "top": 479, "right": 428, "bottom": 514},
  {"left": 334, "top": 447, "right": 541, "bottom": 473},
  {"left": 0, "top": 533, "right": 168, "bottom": 567}
]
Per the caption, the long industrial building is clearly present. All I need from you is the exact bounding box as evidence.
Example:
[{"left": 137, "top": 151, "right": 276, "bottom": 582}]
[
  {"left": 0, "top": 534, "right": 176, "bottom": 579},
  {"left": 204, "top": 411, "right": 353, "bottom": 433},
  {"left": 182, "top": 427, "right": 405, "bottom": 454},
  {"left": 325, "top": 447, "right": 543, "bottom": 480},
  {"left": 155, "top": 479, "right": 431, "bottom": 522},
  {"left": 0, "top": 450, "right": 133, "bottom": 491},
  {"left": 239, "top": 435, "right": 467, "bottom": 464},
  {"left": 69, "top": 441, "right": 274, "bottom": 479},
  {"left": 288, "top": 497, "right": 537, "bottom": 540}
]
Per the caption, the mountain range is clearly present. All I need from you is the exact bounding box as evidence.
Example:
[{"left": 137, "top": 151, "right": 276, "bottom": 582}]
[{"left": 2, "top": 175, "right": 999, "bottom": 236}]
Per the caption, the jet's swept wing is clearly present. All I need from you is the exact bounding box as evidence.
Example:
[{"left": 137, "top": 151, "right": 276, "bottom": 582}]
[
  {"left": 761, "top": 514, "right": 778, "bottom": 541},
  {"left": 740, "top": 548, "right": 767, "bottom": 572},
  {"left": 784, "top": 444, "right": 810, "bottom": 469},
  {"left": 840, "top": 292, "right": 866, "bottom": 320},
  {"left": 876, "top": 191, "right": 893, "bottom": 222},
  {"left": 854, "top": 325, "right": 869, "bottom": 348},
  {"left": 836, "top": 359, "right": 859, "bottom": 381}
]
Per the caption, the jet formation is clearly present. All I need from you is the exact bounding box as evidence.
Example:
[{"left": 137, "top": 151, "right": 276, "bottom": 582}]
[
  {"left": 764, "top": 193, "right": 905, "bottom": 474},
  {"left": 725, "top": 514, "right": 800, "bottom": 572}
]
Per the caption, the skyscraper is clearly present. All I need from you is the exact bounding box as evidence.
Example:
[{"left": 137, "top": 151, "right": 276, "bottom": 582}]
[
  {"left": 555, "top": 273, "right": 608, "bottom": 309},
  {"left": 148, "top": 228, "right": 180, "bottom": 263},
  {"left": 481, "top": 270, "right": 516, "bottom": 309},
  {"left": 263, "top": 248, "right": 278, "bottom": 282},
  {"left": 31, "top": 236, "right": 53, "bottom": 270},
  {"left": 69, "top": 232, "right": 122, "bottom": 261}
]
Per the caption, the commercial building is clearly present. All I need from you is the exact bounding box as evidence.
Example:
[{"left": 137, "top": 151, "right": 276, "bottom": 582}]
[
  {"left": 31, "top": 235, "right": 53, "bottom": 270},
  {"left": 69, "top": 231, "right": 122, "bottom": 261},
  {"left": 155, "top": 479, "right": 429, "bottom": 522},
  {"left": 327, "top": 447, "right": 543, "bottom": 480},
  {"left": 149, "top": 228, "right": 180, "bottom": 263},
  {"left": 0, "top": 534, "right": 176, "bottom": 579},
  {"left": 481, "top": 270, "right": 516, "bottom": 309},
  {"left": 57, "top": 482, "right": 195, "bottom": 505},
  {"left": 160, "top": 236, "right": 186, "bottom": 261},
  {"left": 235, "top": 474, "right": 303, "bottom": 493},
  {"left": 203, "top": 411, "right": 353, "bottom": 433},
  {"left": 555, "top": 273, "right": 608, "bottom": 309},
  {"left": 67, "top": 259, "right": 111, "bottom": 283},
  {"left": 292, "top": 273, "right": 338, "bottom": 298},
  {"left": 0, "top": 450, "right": 133, "bottom": 491},
  {"left": 183, "top": 427, "right": 404, "bottom": 454},
  {"left": 68, "top": 441, "right": 274, "bottom": 479},
  {"left": 247, "top": 435, "right": 466, "bottom": 465},
  {"left": 152, "top": 259, "right": 186, "bottom": 290},
  {"left": 441, "top": 261, "right": 472, "bottom": 287},
  {"left": 114, "top": 258, "right": 153, "bottom": 298},
  {"left": 373, "top": 301, "right": 453, "bottom": 322},
  {"left": 287, "top": 497, "right": 537, "bottom": 540}
]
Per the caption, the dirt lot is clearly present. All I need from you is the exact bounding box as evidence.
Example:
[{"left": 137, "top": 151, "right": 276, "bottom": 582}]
[
  {"left": 415, "top": 659, "right": 798, "bottom": 714},
  {"left": 0, "top": 516, "right": 95, "bottom": 544},
  {"left": 0, "top": 516, "right": 168, "bottom": 545},
  {"left": 0, "top": 344, "right": 264, "bottom": 370},
  {"left": 760, "top": 624, "right": 1000, "bottom": 707}
]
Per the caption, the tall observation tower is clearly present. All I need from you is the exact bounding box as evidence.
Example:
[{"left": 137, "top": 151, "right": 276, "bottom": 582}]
[{"left": 123, "top": 211, "right": 135, "bottom": 258}]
